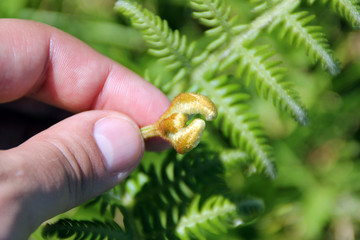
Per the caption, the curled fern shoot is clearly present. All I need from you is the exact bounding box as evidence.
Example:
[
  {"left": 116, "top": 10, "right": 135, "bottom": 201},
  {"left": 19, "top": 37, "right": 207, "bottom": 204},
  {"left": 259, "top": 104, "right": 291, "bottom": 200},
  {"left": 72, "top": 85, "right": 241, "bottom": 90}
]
[
  {"left": 141, "top": 92, "right": 217, "bottom": 154},
  {"left": 115, "top": 0, "right": 194, "bottom": 85},
  {"left": 268, "top": 11, "right": 340, "bottom": 75}
]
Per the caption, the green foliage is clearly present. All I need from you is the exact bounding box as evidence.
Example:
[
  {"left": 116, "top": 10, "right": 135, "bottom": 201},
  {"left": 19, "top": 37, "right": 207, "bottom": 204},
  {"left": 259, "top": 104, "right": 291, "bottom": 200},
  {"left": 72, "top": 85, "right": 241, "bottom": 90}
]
[
  {"left": 42, "top": 219, "right": 131, "bottom": 240},
  {"left": 2, "top": 0, "right": 358, "bottom": 239},
  {"left": 268, "top": 8, "right": 340, "bottom": 75},
  {"left": 310, "top": 0, "right": 360, "bottom": 28},
  {"left": 115, "top": 0, "right": 195, "bottom": 93},
  {"left": 199, "top": 74, "right": 276, "bottom": 178},
  {"left": 190, "top": 0, "right": 244, "bottom": 51},
  {"left": 176, "top": 195, "right": 264, "bottom": 239},
  {"left": 42, "top": 146, "right": 262, "bottom": 239}
]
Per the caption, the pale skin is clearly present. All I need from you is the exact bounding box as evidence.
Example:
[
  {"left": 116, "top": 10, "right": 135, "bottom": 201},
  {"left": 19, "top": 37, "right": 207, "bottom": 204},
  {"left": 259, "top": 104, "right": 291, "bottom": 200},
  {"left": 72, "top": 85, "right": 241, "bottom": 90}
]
[{"left": 0, "top": 19, "right": 170, "bottom": 240}]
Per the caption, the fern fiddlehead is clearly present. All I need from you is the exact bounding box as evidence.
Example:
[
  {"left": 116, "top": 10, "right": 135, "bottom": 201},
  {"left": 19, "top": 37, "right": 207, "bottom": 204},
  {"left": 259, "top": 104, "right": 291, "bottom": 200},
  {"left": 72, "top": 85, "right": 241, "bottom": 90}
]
[{"left": 141, "top": 92, "right": 217, "bottom": 154}]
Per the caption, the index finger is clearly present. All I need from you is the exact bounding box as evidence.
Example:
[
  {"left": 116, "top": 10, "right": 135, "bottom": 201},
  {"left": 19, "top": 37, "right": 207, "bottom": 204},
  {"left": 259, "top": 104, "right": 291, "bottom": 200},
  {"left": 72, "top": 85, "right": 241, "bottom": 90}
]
[{"left": 0, "top": 19, "right": 170, "bottom": 126}]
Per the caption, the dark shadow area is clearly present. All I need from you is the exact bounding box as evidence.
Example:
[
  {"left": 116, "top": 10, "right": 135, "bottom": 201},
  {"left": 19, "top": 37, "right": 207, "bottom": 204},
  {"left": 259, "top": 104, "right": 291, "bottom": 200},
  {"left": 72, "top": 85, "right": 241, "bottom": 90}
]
[{"left": 0, "top": 98, "right": 72, "bottom": 149}]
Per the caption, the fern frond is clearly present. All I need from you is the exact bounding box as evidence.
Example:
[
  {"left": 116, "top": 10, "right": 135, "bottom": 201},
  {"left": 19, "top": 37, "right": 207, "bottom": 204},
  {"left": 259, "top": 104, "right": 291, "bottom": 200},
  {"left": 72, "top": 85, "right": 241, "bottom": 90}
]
[
  {"left": 189, "top": 0, "right": 245, "bottom": 51},
  {"left": 193, "top": 73, "right": 276, "bottom": 178},
  {"left": 191, "top": 0, "right": 308, "bottom": 125},
  {"left": 176, "top": 195, "right": 264, "bottom": 239},
  {"left": 219, "top": 149, "right": 257, "bottom": 175},
  {"left": 85, "top": 170, "right": 149, "bottom": 217},
  {"left": 42, "top": 219, "right": 130, "bottom": 240},
  {"left": 115, "top": 0, "right": 194, "bottom": 85},
  {"left": 203, "top": 2, "right": 306, "bottom": 124},
  {"left": 236, "top": 0, "right": 300, "bottom": 42},
  {"left": 133, "top": 198, "right": 197, "bottom": 240},
  {"left": 250, "top": 0, "right": 280, "bottom": 14},
  {"left": 134, "top": 148, "right": 226, "bottom": 210},
  {"left": 236, "top": 44, "right": 309, "bottom": 125},
  {"left": 130, "top": 148, "right": 228, "bottom": 239},
  {"left": 268, "top": 11, "right": 340, "bottom": 75},
  {"left": 332, "top": 0, "right": 360, "bottom": 28},
  {"left": 310, "top": 0, "right": 360, "bottom": 28}
]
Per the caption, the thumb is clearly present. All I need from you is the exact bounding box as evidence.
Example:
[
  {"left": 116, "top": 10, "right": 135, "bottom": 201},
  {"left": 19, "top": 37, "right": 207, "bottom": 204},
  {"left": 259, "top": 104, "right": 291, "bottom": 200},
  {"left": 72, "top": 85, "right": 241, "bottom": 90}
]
[{"left": 0, "top": 110, "right": 144, "bottom": 239}]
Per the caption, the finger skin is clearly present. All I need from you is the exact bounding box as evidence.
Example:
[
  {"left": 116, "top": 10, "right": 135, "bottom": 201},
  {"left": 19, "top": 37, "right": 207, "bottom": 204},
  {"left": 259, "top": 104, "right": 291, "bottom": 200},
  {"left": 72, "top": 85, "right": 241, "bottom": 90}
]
[
  {"left": 0, "top": 19, "right": 171, "bottom": 240},
  {"left": 0, "top": 111, "right": 143, "bottom": 239},
  {"left": 0, "top": 19, "right": 170, "bottom": 126}
]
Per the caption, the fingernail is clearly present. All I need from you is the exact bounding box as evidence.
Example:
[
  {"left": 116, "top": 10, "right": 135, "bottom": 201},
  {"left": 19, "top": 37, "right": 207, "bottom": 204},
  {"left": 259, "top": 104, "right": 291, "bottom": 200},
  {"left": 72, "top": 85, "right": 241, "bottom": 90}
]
[{"left": 94, "top": 117, "right": 144, "bottom": 174}]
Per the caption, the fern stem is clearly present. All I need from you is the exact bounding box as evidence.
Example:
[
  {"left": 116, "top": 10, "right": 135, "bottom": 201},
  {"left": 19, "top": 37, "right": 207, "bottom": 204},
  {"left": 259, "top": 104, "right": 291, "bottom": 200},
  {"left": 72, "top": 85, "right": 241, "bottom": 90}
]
[
  {"left": 140, "top": 124, "right": 159, "bottom": 139},
  {"left": 234, "top": 0, "right": 300, "bottom": 44},
  {"left": 195, "top": 0, "right": 300, "bottom": 69}
]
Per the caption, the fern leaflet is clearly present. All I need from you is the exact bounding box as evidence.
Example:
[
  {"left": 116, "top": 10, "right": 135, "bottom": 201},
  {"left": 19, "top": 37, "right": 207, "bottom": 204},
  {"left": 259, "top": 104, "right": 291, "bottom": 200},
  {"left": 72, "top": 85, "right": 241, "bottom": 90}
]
[
  {"left": 310, "top": 0, "right": 360, "bottom": 28},
  {"left": 189, "top": 0, "right": 245, "bottom": 51},
  {"left": 192, "top": 72, "right": 276, "bottom": 178},
  {"left": 176, "top": 195, "right": 264, "bottom": 239},
  {"left": 237, "top": 44, "right": 308, "bottom": 125},
  {"left": 133, "top": 148, "right": 227, "bottom": 210},
  {"left": 42, "top": 219, "right": 131, "bottom": 240},
  {"left": 190, "top": 0, "right": 308, "bottom": 124},
  {"left": 268, "top": 10, "right": 340, "bottom": 75},
  {"left": 115, "top": 0, "right": 195, "bottom": 87}
]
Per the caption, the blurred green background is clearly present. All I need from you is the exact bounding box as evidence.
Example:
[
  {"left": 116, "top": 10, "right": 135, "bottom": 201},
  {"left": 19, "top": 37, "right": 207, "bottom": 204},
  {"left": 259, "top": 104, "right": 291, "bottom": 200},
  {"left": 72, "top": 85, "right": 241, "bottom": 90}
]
[{"left": 1, "top": 0, "right": 360, "bottom": 239}]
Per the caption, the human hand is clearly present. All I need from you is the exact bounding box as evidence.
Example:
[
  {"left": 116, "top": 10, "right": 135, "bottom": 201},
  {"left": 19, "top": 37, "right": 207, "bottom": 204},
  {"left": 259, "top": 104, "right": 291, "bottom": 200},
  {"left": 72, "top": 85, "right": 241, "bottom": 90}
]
[{"left": 0, "top": 19, "right": 170, "bottom": 240}]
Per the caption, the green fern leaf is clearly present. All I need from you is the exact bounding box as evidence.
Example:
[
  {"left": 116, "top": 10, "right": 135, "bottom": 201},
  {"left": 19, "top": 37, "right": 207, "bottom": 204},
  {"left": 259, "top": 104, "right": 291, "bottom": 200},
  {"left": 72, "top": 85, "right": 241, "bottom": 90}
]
[
  {"left": 133, "top": 148, "right": 227, "bottom": 210},
  {"left": 85, "top": 170, "right": 149, "bottom": 217},
  {"left": 189, "top": 0, "right": 245, "bottom": 51},
  {"left": 115, "top": 0, "right": 194, "bottom": 85},
  {"left": 42, "top": 219, "right": 130, "bottom": 240},
  {"left": 234, "top": 44, "right": 309, "bottom": 125},
  {"left": 250, "top": 0, "right": 283, "bottom": 14},
  {"left": 311, "top": 0, "right": 360, "bottom": 28},
  {"left": 219, "top": 149, "right": 253, "bottom": 174},
  {"left": 239, "top": 0, "right": 300, "bottom": 42},
  {"left": 332, "top": 0, "right": 360, "bottom": 28},
  {"left": 191, "top": 0, "right": 308, "bottom": 124},
  {"left": 268, "top": 11, "right": 340, "bottom": 75},
  {"left": 176, "top": 195, "right": 264, "bottom": 239},
  {"left": 193, "top": 73, "right": 276, "bottom": 178}
]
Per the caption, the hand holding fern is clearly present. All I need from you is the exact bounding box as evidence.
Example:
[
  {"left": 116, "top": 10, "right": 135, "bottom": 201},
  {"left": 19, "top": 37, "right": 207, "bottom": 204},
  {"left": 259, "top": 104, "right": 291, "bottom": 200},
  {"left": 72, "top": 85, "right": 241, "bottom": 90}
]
[{"left": 0, "top": 19, "right": 170, "bottom": 240}]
